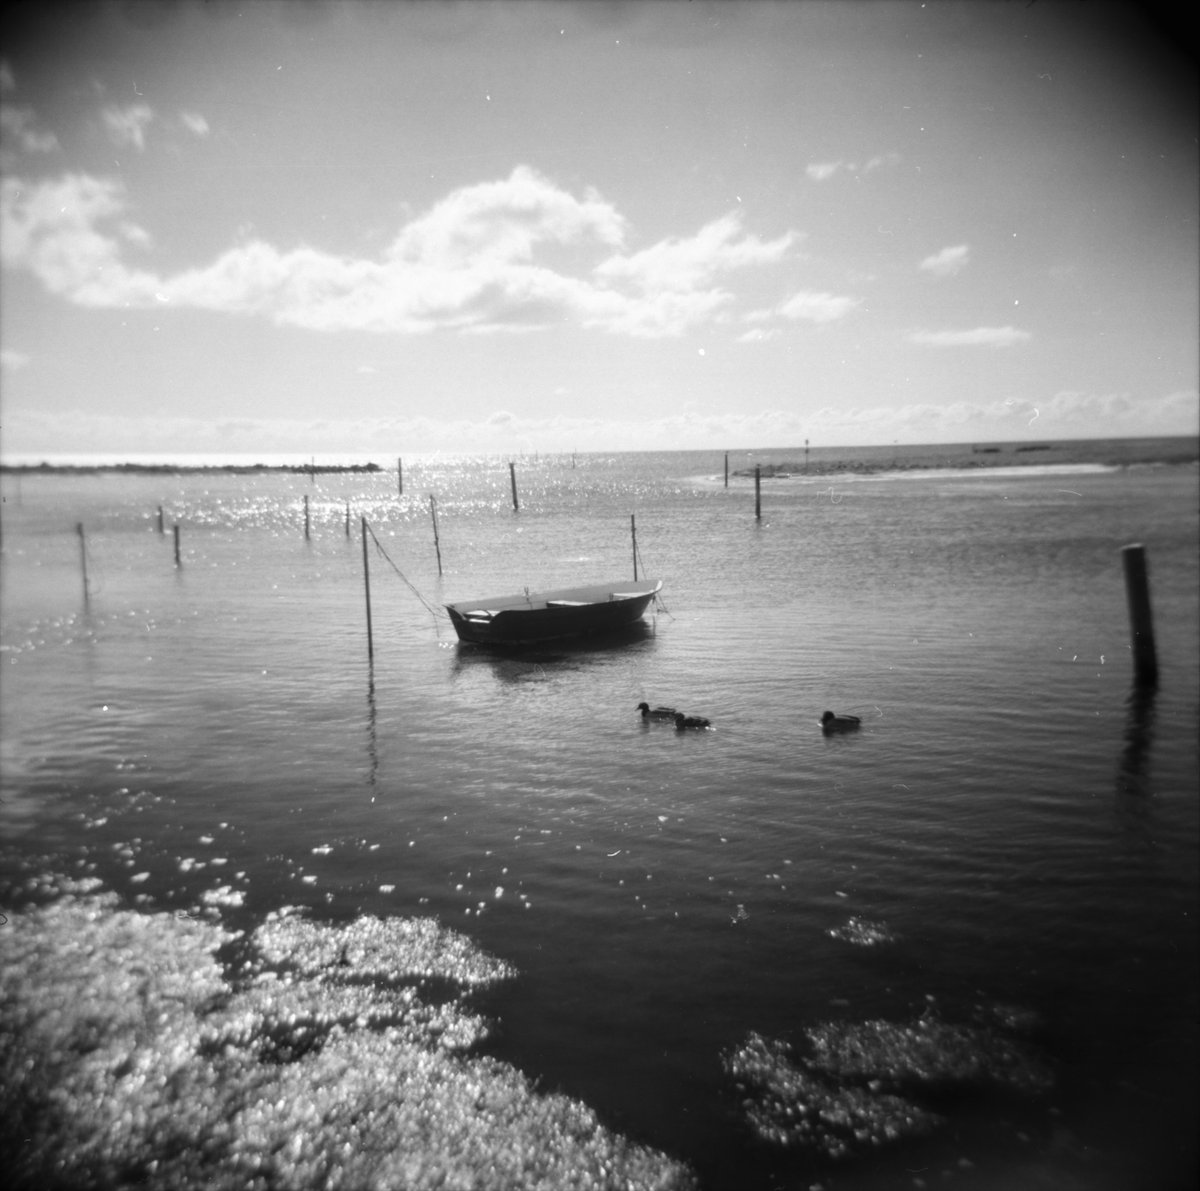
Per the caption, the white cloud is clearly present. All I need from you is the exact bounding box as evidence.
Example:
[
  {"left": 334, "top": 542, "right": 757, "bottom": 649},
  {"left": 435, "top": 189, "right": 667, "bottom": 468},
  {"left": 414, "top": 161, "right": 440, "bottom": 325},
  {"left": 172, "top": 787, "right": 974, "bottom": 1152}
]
[
  {"left": 0, "top": 166, "right": 801, "bottom": 339},
  {"left": 806, "top": 153, "right": 900, "bottom": 182},
  {"left": 595, "top": 212, "right": 794, "bottom": 293},
  {"left": 777, "top": 290, "right": 859, "bottom": 324},
  {"left": 861, "top": 153, "right": 900, "bottom": 174},
  {"left": 102, "top": 103, "right": 154, "bottom": 151},
  {"left": 0, "top": 174, "right": 158, "bottom": 304},
  {"left": 0, "top": 105, "right": 59, "bottom": 154},
  {"left": 180, "top": 111, "right": 210, "bottom": 137},
  {"left": 1, "top": 347, "right": 30, "bottom": 370},
  {"left": 805, "top": 161, "right": 842, "bottom": 182},
  {"left": 390, "top": 165, "right": 625, "bottom": 268},
  {"left": 919, "top": 244, "right": 969, "bottom": 277},
  {"left": 908, "top": 326, "right": 1031, "bottom": 348}
]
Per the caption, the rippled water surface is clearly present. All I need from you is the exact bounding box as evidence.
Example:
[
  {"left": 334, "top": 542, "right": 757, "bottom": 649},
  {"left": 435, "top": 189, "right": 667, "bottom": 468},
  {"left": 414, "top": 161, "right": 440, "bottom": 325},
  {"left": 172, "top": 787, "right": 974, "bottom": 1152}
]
[{"left": 2, "top": 441, "right": 1197, "bottom": 1190}]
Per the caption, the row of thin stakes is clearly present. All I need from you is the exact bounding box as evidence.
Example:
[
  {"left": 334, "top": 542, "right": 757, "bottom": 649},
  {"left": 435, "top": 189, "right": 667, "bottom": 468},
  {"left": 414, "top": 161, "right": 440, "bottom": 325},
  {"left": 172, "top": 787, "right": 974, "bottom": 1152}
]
[{"left": 70, "top": 459, "right": 1159, "bottom": 687}]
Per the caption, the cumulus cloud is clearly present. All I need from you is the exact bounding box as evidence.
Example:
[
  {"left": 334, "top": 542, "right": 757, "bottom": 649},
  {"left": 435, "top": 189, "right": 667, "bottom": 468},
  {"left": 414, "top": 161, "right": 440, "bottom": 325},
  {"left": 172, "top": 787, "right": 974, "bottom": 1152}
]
[
  {"left": 595, "top": 212, "right": 793, "bottom": 293},
  {"left": 919, "top": 244, "right": 969, "bottom": 277},
  {"left": 102, "top": 103, "right": 154, "bottom": 151},
  {"left": 1, "top": 165, "right": 800, "bottom": 339},
  {"left": 908, "top": 326, "right": 1031, "bottom": 348},
  {"left": 0, "top": 174, "right": 159, "bottom": 304}
]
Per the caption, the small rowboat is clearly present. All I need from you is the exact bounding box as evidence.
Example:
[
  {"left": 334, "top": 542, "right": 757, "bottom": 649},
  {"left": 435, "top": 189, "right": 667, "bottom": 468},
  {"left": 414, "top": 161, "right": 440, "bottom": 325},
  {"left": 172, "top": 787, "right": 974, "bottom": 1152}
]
[{"left": 446, "top": 578, "right": 662, "bottom": 646}]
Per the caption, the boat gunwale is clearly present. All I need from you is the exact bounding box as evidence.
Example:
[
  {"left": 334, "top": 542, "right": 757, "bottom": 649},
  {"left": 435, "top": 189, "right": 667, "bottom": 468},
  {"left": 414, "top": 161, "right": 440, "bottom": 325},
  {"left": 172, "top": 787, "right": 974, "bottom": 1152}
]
[{"left": 446, "top": 578, "right": 661, "bottom": 616}]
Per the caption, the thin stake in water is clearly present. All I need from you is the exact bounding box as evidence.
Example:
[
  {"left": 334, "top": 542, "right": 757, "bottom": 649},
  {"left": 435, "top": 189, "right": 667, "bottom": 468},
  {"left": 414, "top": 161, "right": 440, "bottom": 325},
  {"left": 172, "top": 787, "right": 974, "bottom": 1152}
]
[
  {"left": 361, "top": 516, "right": 374, "bottom": 662},
  {"left": 430, "top": 494, "right": 443, "bottom": 577}
]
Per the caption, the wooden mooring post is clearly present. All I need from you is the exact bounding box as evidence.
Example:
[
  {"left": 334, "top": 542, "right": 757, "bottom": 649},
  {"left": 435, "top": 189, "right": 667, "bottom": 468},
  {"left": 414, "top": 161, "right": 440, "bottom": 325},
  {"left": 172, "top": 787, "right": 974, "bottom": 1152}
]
[
  {"left": 755, "top": 464, "right": 762, "bottom": 521},
  {"left": 398, "top": 458, "right": 403, "bottom": 498},
  {"left": 156, "top": 505, "right": 165, "bottom": 534},
  {"left": 430, "top": 494, "right": 443, "bottom": 577},
  {"left": 1122, "top": 543, "right": 1158, "bottom": 687},
  {"left": 361, "top": 516, "right": 374, "bottom": 663},
  {"left": 345, "top": 501, "right": 351, "bottom": 538},
  {"left": 303, "top": 495, "right": 311, "bottom": 541},
  {"left": 76, "top": 522, "right": 89, "bottom": 604},
  {"left": 724, "top": 452, "right": 729, "bottom": 488},
  {"left": 631, "top": 513, "right": 638, "bottom": 581},
  {"left": 509, "top": 461, "right": 520, "bottom": 511},
  {"left": 173, "top": 524, "right": 182, "bottom": 568}
]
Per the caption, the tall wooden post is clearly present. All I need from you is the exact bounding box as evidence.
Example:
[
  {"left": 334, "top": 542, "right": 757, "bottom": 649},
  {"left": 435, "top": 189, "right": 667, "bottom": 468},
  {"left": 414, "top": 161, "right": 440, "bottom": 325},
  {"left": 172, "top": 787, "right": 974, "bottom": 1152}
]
[
  {"left": 509, "top": 461, "right": 519, "bottom": 511},
  {"left": 631, "top": 513, "right": 638, "bottom": 581},
  {"left": 398, "top": 458, "right": 403, "bottom": 497},
  {"left": 1122, "top": 544, "right": 1158, "bottom": 687},
  {"left": 430, "top": 494, "right": 443, "bottom": 577},
  {"left": 304, "top": 495, "right": 311, "bottom": 541},
  {"left": 361, "top": 516, "right": 374, "bottom": 663},
  {"left": 156, "top": 505, "right": 164, "bottom": 534},
  {"left": 755, "top": 465, "right": 762, "bottom": 521},
  {"left": 345, "top": 501, "right": 351, "bottom": 538},
  {"left": 76, "top": 522, "right": 89, "bottom": 604},
  {"left": 724, "top": 452, "right": 729, "bottom": 488},
  {"left": 173, "top": 524, "right": 182, "bottom": 568}
]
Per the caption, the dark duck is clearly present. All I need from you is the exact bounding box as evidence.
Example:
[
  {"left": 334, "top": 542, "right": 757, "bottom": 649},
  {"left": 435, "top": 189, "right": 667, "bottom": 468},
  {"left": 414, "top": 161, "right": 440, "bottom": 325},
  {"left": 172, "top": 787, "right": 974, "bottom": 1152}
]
[
  {"left": 675, "top": 713, "right": 712, "bottom": 730},
  {"left": 637, "top": 702, "right": 678, "bottom": 720},
  {"left": 821, "top": 711, "right": 861, "bottom": 733}
]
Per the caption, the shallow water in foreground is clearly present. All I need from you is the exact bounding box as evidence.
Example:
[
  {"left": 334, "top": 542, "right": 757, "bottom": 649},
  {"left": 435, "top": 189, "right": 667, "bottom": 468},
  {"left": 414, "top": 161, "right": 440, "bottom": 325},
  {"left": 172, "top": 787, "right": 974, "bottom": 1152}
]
[{"left": 2, "top": 440, "right": 1197, "bottom": 1189}]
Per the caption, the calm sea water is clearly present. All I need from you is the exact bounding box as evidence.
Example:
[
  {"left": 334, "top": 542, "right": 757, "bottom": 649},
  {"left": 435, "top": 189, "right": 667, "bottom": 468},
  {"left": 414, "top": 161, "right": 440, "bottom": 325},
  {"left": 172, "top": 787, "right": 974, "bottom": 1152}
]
[{"left": 2, "top": 439, "right": 1197, "bottom": 1190}]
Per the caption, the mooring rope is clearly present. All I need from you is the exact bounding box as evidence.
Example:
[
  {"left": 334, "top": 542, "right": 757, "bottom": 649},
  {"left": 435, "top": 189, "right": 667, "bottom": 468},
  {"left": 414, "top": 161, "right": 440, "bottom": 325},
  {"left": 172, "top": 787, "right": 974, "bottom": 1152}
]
[
  {"left": 363, "top": 521, "right": 446, "bottom": 628},
  {"left": 633, "top": 536, "right": 671, "bottom": 617}
]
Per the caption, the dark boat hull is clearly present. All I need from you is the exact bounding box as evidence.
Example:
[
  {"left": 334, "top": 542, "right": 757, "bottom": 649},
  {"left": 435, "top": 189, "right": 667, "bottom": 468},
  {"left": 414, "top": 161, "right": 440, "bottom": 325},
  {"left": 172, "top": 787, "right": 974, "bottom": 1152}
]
[{"left": 446, "top": 579, "right": 661, "bottom": 646}]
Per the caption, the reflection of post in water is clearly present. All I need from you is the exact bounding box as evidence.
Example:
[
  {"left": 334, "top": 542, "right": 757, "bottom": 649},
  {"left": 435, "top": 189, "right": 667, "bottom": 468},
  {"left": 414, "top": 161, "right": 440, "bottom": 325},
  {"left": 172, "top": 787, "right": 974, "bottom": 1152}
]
[
  {"left": 1117, "top": 684, "right": 1156, "bottom": 796},
  {"left": 365, "top": 664, "right": 378, "bottom": 793}
]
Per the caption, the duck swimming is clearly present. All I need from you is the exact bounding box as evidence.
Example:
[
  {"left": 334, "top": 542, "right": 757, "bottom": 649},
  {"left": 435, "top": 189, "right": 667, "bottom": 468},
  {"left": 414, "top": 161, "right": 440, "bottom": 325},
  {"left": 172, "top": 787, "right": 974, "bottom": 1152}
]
[
  {"left": 637, "top": 702, "right": 678, "bottom": 720},
  {"left": 675, "top": 713, "right": 712, "bottom": 730},
  {"left": 821, "top": 711, "right": 861, "bottom": 733}
]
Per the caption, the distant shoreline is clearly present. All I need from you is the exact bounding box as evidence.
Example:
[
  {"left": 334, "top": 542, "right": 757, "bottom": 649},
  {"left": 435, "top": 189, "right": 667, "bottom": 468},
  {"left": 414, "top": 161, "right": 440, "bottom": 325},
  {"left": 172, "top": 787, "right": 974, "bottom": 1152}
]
[
  {"left": 1, "top": 437, "right": 1196, "bottom": 477},
  {"left": 0, "top": 462, "right": 384, "bottom": 476}
]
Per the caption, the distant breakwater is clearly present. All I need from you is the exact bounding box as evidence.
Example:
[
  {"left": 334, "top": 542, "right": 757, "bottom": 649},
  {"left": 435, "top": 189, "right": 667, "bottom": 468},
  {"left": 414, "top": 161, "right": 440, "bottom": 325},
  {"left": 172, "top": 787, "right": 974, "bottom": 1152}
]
[{"left": 0, "top": 462, "right": 384, "bottom": 476}]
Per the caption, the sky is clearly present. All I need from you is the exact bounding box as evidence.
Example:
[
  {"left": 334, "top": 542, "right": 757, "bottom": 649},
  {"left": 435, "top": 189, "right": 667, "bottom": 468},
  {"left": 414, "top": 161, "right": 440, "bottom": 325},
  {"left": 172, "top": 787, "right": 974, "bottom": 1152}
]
[{"left": 0, "top": 0, "right": 1196, "bottom": 461}]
